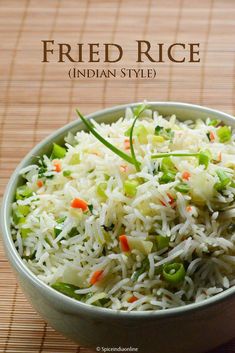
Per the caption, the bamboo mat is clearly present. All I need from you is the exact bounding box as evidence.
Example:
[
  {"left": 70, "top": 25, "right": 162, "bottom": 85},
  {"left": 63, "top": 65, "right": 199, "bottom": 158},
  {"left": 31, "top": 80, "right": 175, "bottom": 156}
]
[{"left": 0, "top": 0, "right": 235, "bottom": 352}]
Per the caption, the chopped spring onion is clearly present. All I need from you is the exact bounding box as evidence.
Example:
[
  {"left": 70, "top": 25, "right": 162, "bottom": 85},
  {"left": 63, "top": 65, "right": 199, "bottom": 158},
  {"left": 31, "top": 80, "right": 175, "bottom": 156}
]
[
  {"left": 57, "top": 216, "right": 66, "bottom": 223},
  {"left": 51, "top": 282, "right": 82, "bottom": 300},
  {"left": 54, "top": 216, "right": 66, "bottom": 237},
  {"left": 174, "top": 182, "right": 190, "bottom": 194},
  {"left": 132, "top": 257, "right": 149, "bottom": 281},
  {"left": 163, "top": 263, "right": 186, "bottom": 284},
  {"left": 88, "top": 204, "right": 93, "bottom": 213},
  {"left": 51, "top": 143, "right": 66, "bottom": 159},
  {"left": 156, "top": 235, "right": 170, "bottom": 250},
  {"left": 124, "top": 179, "right": 139, "bottom": 197},
  {"left": 214, "top": 169, "right": 231, "bottom": 191},
  {"left": 67, "top": 227, "right": 78, "bottom": 238},
  {"left": 155, "top": 126, "right": 174, "bottom": 141},
  {"left": 217, "top": 126, "right": 232, "bottom": 143},
  {"left": 54, "top": 225, "right": 63, "bottom": 237}
]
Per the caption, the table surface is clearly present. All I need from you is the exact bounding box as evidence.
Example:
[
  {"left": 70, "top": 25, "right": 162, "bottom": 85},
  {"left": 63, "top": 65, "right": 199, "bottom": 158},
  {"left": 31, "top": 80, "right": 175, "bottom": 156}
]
[{"left": 0, "top": 0, "right": 235, "bottom": 352}]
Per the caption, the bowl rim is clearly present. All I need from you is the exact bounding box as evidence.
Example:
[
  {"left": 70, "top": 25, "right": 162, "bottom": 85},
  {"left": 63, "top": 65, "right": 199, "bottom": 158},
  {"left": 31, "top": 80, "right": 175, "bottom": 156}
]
[{"left": 1, "top": 101, "right": 235, "bottom": 319}]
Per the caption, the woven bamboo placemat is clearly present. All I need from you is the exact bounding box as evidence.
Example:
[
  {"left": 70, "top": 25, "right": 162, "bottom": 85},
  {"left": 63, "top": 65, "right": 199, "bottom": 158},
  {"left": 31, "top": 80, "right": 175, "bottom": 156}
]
[{"left": 0, "top": 0, "right": 235, "bottom": 352}]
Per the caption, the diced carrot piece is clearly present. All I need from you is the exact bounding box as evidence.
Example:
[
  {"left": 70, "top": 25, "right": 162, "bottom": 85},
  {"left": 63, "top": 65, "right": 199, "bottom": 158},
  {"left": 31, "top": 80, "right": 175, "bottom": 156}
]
[
  {"left": 53, "top": 161, "right": 62, "bottom": 173},
  {"left": 128, "top": 295, "right": 138, "bottom": 303},
  {"left": 90, "top": 270, "right": 104, "bottom": 285},
  {"left": 119, "top": 234, "right": 130, "bottom": 252},
  {"left": 70, "top": 198, "right": 88, "bottom": 211},
  {"left": 120, "top": 165, "right": 127, "bottom": 173},
  {"left": 37, "top": 180, "right": 43, "bottom": 188},
  {"left": 124, "top": 139, "right": 131, "bottom": 150},
  {"left": 182, "top": 171, "right": 191, "bottom": 180},
  {"left": 218, "top": 152, "right": 222, "bottom": 162},
  {"left": 167, "top": 193, "right": 175, "bottom": 206},
  {"left": 209, "top": 131, "right": 215, "bottom": 141},
  {"left": 160, "top": 194, "right": 175, "bottom": 208},
  {"left": 160, "top": 200, "right": 167, "bottom": 207}
]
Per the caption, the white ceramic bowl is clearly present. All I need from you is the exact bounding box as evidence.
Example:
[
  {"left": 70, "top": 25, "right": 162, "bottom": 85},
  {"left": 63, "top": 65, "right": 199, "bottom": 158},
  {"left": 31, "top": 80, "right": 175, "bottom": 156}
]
[{"left": 1, "top": 102, "right": 235, "bottom": 353}]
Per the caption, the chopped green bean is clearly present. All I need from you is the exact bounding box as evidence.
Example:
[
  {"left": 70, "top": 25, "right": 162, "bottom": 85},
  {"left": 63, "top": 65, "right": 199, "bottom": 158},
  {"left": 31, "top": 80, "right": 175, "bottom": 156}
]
[
  {"left": 159, "top": 157, "right": 177, "bottom": 184},
  {"left": 159, "top": 171, "right": 176, "bottom": 184},
  {"left": 174, "top": 182, "right": 190, "bottom": 194},
  {"left": 51, "top": 143, "right": 66, "bottom": 159},
  {"left": 51, "top": 282, "right": 82, "bottom": 300},
  {"left": 214, "top": 169, "right": 231, "bottom": 191},
  {"left": 63, "top": 170, "right": 72, "bottom": 177},
  {"left": 208, "top": 119, "right": 220, "bottom": 127},
  {"left": 16, "top": 185, "right": 33, "bottom": 200},
  {"left": 97, "top": 182, "right": 107, "bottom": 199},
  {"left": 163, "top": 263, "right": 185, "bottom": 284},
  {"left": 21, "top": 228, "right": 31, "bottom": 239},
  {"left": 124, "top": 179, "right": 139, "bottom": 197},
  {"left": 156, "top": 235, "right": 170, "bottom": 250},
  {"left": 198, "top": 150, "right": 211, "bottom": 169},
  {"left": 12, "top": 205, "right": 30, "bottom": 224},
  {"left": 217, "top": 126, "right": 231, "bottom": 143}
]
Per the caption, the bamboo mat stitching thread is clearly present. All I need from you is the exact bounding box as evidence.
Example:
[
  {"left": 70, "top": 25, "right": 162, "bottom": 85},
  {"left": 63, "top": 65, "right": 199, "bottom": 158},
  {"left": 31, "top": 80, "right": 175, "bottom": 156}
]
[
  {"left": 66, "top": 0, "right": 91, "bottom": 124},
  {"left": 200, "top": 0, "right": 215, "bottom": 105},
  {"left": 133, "top": 0, "right": 152, "bottom": 101},
  {"left": 0, "top": 0, "right": 30, "bottom": 167},
  {"left": 167, "top": 0, "right": 184, "bottom": 101},
  {"left": 101, "top": 0, "right": 122, "bottom": 109},
  {"left": 32, "top": 0, "right": 61, "bottom": 146},
  {"left": 3, "top": 285, "right": 18, "bottom": 352}
]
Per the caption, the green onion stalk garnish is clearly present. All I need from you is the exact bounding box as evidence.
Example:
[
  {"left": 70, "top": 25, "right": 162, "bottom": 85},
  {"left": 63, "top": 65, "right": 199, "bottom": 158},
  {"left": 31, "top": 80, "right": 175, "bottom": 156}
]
[
  {"left": 152, "top": 151, "right": 211, "bottom": 169},
  {"left": 129, "top": 104, "right": 149, "bottom": 172},
  {"left": 76, "top": 103, "right": 148, "bottom": 172}
]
